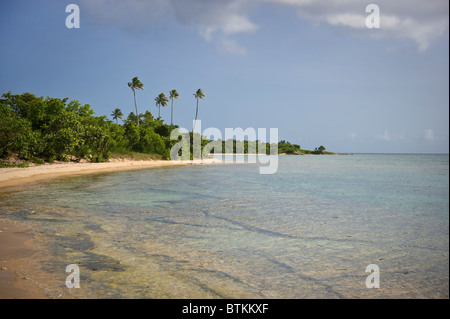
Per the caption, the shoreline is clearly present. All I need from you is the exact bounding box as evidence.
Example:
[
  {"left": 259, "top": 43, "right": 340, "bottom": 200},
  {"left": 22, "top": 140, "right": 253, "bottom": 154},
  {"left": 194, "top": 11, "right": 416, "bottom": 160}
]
[
  {"left": 0, "top": 158, "right": 221, "bottom": 194},
  {"left": 0, "top": 158, "right": 221, "bottom": 298}
]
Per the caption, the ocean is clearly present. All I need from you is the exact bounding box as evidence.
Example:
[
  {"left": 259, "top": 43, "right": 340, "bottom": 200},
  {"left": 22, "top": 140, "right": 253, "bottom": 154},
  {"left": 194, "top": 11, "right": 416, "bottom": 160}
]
[{"left": 0, "top": 154, "right": 448, "bottom": 298}]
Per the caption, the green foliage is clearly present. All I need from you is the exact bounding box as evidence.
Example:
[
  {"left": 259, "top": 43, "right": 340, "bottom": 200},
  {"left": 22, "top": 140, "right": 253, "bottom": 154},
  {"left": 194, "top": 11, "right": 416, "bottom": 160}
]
[
  {"left": 128, "top": 76, "right": 144, "bottom": 126},
  {"left": 0, "top": 92, "right": 172, "bottom": 162},
  {"left": 155, "top": 92, "right": 169, "bottom": 118},
  {"left": 111, "top": 108, "right": 124, "bottom": 123},
  {"left": 42, "top": 111, "right": 83, "bottom": 159},
  {"left": 0, "top": 100, "right": 39, "bottom": 159},
  {"left": 278, "top": 140, "right": 301, "bottom": 154},
  {"left": 1, "top": 91, "right": 330, "bottom": 164},
  {"left": 169, "top": 89, "right": 180, "bottom": 125},
  {"left": 193, "top": 88, "right": 205, "bottom": 132},
  {"left": 132, "top": 126, "right": 167, "bottom": 157},
  {"left": 205, "top": 139, "right": 298, "bottom": 155},
  {"left": 312, "top": 145, "right": 326, "bottom": 154},
  {"left": 109, "top": 150, "right": 162, "bottom": 161},
  {"left": 0, "top": 162, "right": 30, "bottom": 168}
]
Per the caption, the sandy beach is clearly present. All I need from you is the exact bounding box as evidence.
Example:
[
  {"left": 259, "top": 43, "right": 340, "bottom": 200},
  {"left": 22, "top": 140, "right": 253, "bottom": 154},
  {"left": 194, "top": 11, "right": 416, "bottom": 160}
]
[
  {"left": 0, "top": 158, "right": 220, "bottom": 192},
  {"left": 0, "top": 158, "right": 221, "bottom": 299}
]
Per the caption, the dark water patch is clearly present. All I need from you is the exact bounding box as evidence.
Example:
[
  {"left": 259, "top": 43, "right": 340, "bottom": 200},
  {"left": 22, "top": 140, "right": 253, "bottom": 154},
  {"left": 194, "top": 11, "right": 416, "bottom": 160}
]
[
  {"left": 184, "top": 276, "right": 226, "bottom": 298},
  {"left": 147, "top": 253, "right": 190, "bottom": 266},
  {"left": 78, "top": 251, "right": 126, "bottom": 272},
  {"left": 185, "top": 266, "right": 263, "bottom": 298},
  {"left": 143, "top": 216, "right": 212, "bottom": 229},
  {"left": 194, "top": 267, "right": 251, "bottom": 287},
  {"left": 210, "top": 215, "right": 296, "bottom": 239},
  {"left": 51, "top": 232, "right": 95, "bottom": 252},
  {"left": 265, "top": 257, "right": 346, "bottom": 298},
  {"left": 83, "top": 223, "right": 106, "bottom": 233}
]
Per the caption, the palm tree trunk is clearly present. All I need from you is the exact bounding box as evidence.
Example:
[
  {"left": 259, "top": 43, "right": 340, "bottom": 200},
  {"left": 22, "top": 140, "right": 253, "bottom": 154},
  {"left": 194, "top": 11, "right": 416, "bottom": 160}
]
[
  {"left": 158, "top": 105, "right": 161, "bottom": 118},
  {"left": 133, "top": 90, "right": 139, "bottom": 126},
  {"left": 171, "top": 99, "right": 174, "bottom": 126},
  {"left": 193, "top": 99, "right": 199, "bottom": 132}
]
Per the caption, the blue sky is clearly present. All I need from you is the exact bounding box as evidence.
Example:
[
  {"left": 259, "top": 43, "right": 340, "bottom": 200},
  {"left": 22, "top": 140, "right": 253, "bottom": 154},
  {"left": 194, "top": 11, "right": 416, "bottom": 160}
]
[{"left": 0, "top": 0, "right": 448, "bottom": 153}]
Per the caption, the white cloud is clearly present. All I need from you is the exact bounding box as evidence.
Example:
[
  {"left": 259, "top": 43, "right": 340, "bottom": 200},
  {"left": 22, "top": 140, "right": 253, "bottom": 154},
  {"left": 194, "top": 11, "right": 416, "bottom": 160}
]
[
  {"left": 375, "top": 131, "right": 409, "bottom": 142},
  {"left": 221, "top": 12, "right": 259, "bottom": 35},
  {"left": 265, "top": 0, "right": 449, "bottom": 51},
  {"left": 81, "top": 0, "right": 259, "bottom": 55},
  {"left": 424, "top": 129, "right": 435, "bottom": 141},
  {"left": 170, "top": 0, "right": 258, "bottom": 34},
  {"left": 376, "top": 130, "right": 390, "bottom": 141},
  {"left": 80, "top": 0, "right": 448, "bottom": 53},
  {"left": 170, "top": 0, "right": 258, "bottom": 55},
  {"left": 326, "top": 14, "right": 367, "bottom": 29}
]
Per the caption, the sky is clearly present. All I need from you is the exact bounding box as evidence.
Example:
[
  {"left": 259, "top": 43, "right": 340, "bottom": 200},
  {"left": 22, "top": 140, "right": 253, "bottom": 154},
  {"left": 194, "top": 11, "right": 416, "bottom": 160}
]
[{"left": 0, "top": 0, "right": 448, "bottom": 153}]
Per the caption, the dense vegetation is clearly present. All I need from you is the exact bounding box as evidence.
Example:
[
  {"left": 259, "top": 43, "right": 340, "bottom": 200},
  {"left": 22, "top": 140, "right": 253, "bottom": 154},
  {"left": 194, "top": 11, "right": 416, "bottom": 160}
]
[
  {"left": 0, "top": 91, "right": 172, "bottom": 163},
  {"left": 0, "top": 91, "right": 331, "bottom": 164},
  {"left": 278, "top": 140, "right": 301, "bottom": 154}
]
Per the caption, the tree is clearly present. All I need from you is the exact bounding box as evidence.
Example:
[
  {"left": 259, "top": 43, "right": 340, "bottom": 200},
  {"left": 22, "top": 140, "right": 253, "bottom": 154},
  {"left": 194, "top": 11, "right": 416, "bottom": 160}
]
[
  {"left": 192, "top": 88, "right": 205, "bottom": 132},
  {"left": 313, "top": 145, "right": 326, "bottom": 154},
  {"left": 127, "top": 76, "right": 144, "bottom": 126},
  {"left": 0, "top": 91, "right": 180, "bottom": 162},
  {"left": 0, "top": 103, "right": 36, "bottom": 159},
  {"left": 278, "top": 140, "right": 300, "bottom": 154},
  {"left": 155, "top": 92, "right": 169, "bottom": 119},
  {"left": 111, "top": 108, "right": 123, "bottom": 124},
  {"left": 67, "top": 100, "right": 95, "bottom": 118},
  {"left": 42, "top": 111, "right": 83, "bottom": 160},
  {"left": 169, "top": 89, "right": 180, "bottom": 126}
]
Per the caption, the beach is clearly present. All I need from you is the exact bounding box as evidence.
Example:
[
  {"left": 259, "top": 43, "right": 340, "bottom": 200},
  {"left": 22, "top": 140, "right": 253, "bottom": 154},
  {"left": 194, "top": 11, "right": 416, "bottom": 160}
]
[
  {"left": 0, "top": 159, "right": 221, "bottom": 191},
  {"left": 0, "top": 158, "right": 220, "bottom": 298},
  {"left": 0, "top": 220, "right": 49, "bottom": 298}
]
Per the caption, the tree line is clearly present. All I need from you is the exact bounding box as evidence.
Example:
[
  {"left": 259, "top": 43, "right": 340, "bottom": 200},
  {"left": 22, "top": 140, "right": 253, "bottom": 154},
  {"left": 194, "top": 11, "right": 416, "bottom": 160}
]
[
  {"left": 0, "top": 90, "right": 173, "bottom": 163},
  {"left": 0, "top": 77, "right": 329, "bottom": 164},
  {"left": 0, "top": 90, "right": 262, "bottom": 163}
]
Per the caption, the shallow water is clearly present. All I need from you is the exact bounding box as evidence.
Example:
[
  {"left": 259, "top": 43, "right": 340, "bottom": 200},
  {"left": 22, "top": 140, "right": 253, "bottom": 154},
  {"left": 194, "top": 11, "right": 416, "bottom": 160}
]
[{"left": 0, "top": 154, "right": 448, "bottom": 298}]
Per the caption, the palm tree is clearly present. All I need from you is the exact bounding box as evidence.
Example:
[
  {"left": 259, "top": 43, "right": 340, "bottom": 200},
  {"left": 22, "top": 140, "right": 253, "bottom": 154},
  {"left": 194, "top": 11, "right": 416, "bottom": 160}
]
[
  {"left": 127, "top": 76, "right": 144, "bottom": 126},
  {"left": 193, "top": 88, "right": 205, "bottom": 132},
  {"left": 155, "top": 92, "right": 169, "bottom": 119},
  {"left": 169, "top": 89, "right": 180, "bottom": 126},
  {"left": 111, "top": 108, "right": 123, "bottom": 124}
]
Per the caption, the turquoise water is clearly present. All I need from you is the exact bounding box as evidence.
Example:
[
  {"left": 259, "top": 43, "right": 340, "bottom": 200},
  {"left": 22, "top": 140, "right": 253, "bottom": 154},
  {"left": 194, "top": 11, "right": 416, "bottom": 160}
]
[{"left": 0, "top": 154, "right": 448, "bottom": 298}]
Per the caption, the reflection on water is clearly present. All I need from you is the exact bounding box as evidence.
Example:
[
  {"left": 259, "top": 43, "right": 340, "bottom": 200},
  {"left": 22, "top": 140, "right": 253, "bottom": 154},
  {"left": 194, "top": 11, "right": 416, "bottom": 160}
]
[{"left": 0, "top": 155, "right": 448, "bottom": 298}]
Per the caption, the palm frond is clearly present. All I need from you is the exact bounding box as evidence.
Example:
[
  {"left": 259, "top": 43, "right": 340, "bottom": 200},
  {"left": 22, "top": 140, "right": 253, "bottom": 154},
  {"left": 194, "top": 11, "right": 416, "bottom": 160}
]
[{"left": 194, "top": 88, "right": 206, "bottom": 100}]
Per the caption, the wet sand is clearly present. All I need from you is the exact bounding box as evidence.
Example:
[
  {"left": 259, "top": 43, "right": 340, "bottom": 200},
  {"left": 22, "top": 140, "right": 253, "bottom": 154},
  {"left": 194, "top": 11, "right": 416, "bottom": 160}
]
[
  {"left": 0, "top": 159, "right": 220, "bottom": 193},
  {"left": 0, "top": 220, "right": 49, "bottom": 298}
]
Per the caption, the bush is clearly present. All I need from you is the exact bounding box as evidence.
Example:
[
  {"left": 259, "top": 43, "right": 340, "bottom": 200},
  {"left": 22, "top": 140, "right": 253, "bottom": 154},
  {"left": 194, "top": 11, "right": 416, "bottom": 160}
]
[{"left": 32, "top": 157, "right": 45, "bottom": 165}]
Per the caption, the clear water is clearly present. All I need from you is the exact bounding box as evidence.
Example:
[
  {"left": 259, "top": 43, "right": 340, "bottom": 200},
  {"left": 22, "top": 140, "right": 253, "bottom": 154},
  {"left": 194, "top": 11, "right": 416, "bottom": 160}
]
[{"left": 0, "top": 154, "right": 448, "bottom": 298}]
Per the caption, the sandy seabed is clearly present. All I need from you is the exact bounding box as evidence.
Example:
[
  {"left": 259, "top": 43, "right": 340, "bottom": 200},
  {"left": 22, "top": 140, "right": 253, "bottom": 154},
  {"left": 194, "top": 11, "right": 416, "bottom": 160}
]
[{"left": 0, "top": 158, "right": 221, "bottom": 298}]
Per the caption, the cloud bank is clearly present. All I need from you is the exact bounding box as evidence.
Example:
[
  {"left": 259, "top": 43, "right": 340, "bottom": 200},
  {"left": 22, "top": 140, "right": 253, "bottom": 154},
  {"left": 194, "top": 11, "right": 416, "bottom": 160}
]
[
  {"left": 170, "top": 0, "right": 258, "bottom": 55},
  {"left": 266, "top": 0, "right": 449, "bottom": 51},
  {"left": 80, "top": 0, "right": 449, "bottom": 54}
]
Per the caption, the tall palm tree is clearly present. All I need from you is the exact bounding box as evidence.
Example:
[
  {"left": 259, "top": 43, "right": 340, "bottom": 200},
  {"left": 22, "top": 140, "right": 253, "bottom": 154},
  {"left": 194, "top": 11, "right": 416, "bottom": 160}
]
[
  {"left": 169, "top": 89, "right": 180, "bottom": 126},
  {"left": 127, "top": 76, "right": 144, "bottom": 126},
  {"left": 193, "top": 88, "right": 205, "bottom": 132},
  {"left": 111, "top": 108, "right": 123, "bottom": 124},
  {"left": 155, "top": 92, "right": 169, "bottom": 119}
]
